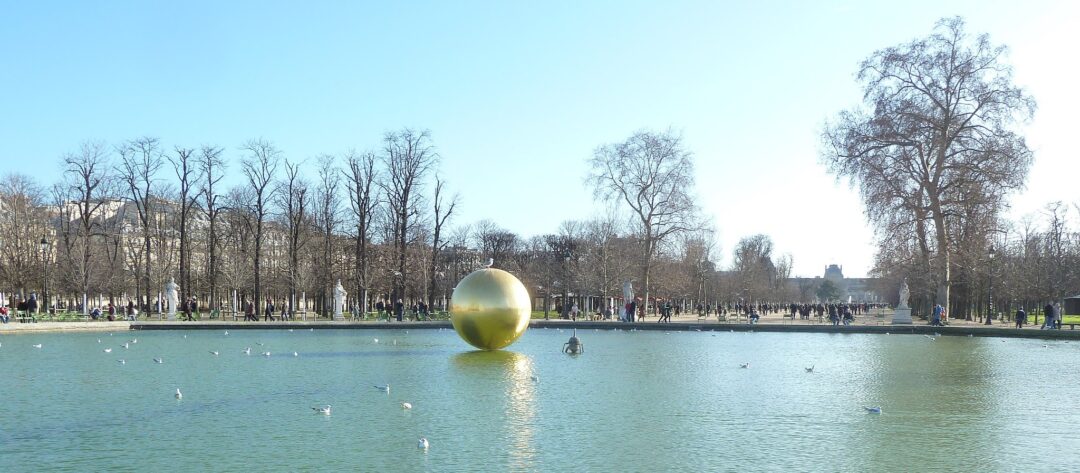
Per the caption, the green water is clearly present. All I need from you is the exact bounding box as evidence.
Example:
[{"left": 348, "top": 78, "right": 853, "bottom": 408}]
[{"left": 1, "top": 328, "right": 1077, "bottom": 472}]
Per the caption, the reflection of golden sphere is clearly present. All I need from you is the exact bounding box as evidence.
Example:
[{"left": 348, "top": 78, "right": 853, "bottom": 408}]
[{"left": 450, "top": 268, "right": 531, "bottom": 350}]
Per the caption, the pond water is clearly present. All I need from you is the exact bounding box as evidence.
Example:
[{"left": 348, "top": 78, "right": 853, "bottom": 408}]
[{"left": 1, "top": 328, "right": 1078, "bottom": 472}]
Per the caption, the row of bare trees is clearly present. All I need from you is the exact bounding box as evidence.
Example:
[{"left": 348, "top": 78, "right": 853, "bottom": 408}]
[{"left": 1, "top": 125, "right": 820, "bottom": 316}]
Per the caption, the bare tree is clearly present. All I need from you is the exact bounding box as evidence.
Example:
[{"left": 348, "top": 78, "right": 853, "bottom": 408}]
[
  {"left": 314, "top": 154, "right": 342, "bottom": 316},
  {"left": 240, "top": 139, "right": 280, "bottom": 316},
  {"left": 587, "top": 129, "right": 699, "bottom": 311},
  {"left": 0, "top": 174, "right": 47, "bottom": 301},
  {"left": 170, "top": 146, "right": 203, "bottom": 308},
  {"left": 117, "top": 137, "right": 164, "bottom": 311},
  {"left": 381, "top": 129, "right": 437, "bottom": 303},
  {"left": 345, "top": 150, "right": 380, "bottom": 314},
  {"left": 278, "top": 159, "right": 310, "bottom": 316},
  {"left": 823, "top": 17, "right": 1035, "bottom": 312},
  {"left": 427, "top": 175, "right": 458, "bottom": 308},
  {"left": 62, "top": 141, "right": 113, "bottom": 313},
  {"left": 199, "top": 146, "right": 225, "bottom": 312}
]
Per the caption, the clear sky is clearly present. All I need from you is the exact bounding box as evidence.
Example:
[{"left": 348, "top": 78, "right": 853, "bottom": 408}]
[{"left": 1, "top": 0, "right": 1076, "bottom": 278}]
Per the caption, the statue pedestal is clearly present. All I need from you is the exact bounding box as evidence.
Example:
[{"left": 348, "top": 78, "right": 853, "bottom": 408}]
[
  {"left": 333, "top": 311, "right": 344, "bottom": 321},
  {"left": 892, "top": 307, "right": 913, "bottom": 324},
  {"left": 167, "top": 312, "right": 176, "bottom": 321}
]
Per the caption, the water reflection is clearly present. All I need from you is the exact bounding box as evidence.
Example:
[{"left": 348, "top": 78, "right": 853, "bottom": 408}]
[{"left": 452, "top": 350, "right": 537, "bottom": 470}]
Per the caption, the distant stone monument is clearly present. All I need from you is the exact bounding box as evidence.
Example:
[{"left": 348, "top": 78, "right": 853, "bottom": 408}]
[
  {"left": 333, "top": 280, "right": 346, "bottom": 321},
  {"left": 165, "top": 278, "right": 179, "bottom": 321},
  {"left": 891, "top": 279, "right": 913, "bottom": 324}
]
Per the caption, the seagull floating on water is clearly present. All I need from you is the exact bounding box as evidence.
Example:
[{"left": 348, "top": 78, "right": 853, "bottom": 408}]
[
  {"left": 923, "top": 335, "right": 936, "bottom": 341},
  {"left": 117, "top": 359, "right": 126, "bottom": 364},
  {"left": 224, "top": 331, "right": 229, "bottom": 336},
  {"left": 256, "top": 342, "right": 265, "bottom": 346},
  {"left": 312, "top": 405, "right": 331, "bottom": 415},
  {"left": 242, "top": 347, "right": 251, "bottom": 355},
  {"left": 154, "top": 358, "right": 164, "bottom": 364},
  {"left": 373, "top": 338, "right": 379, "bottom": 344},
  {"left": 418, "top": 437, "right": 429, "bottom": 450},
  {"left": 374, "top": 384, "right": 391, "bottom": 393},
  {"left": 32, "top": 344, "right": 42, "bottom": 349},
  {"left": 530, "top": 375, "right": 539, "bottom": 383},
  {"left": 175, "top": 388, "right": 183, "bottom": 400},
  {"left": 401, "top": 402, "right": 413, "bottom": 410},
  {"left": 103, "top": 348, "right": 112, "bottom": 353},
  {"left": 130, "top": 338, "right": 137, "bottom": 344},
  {"left": 805, "top": 365, "right": 815, "bottom": 373},
  {"left": 293, "top": 352, "right": 298, "bottom": 357},
  {"left": 209, "top": 351, "right": 219, "bottom": 356},
  {"left": 739, "top": 362, "right": 751, "bottom": 369},
  {"left": 865, "top": 406, "right": 882, "bottom": 414},
  {"left": 263, "top": 351, "right": 271, "bottom": 357},
  {"left": 97, "top": 339, "right": 101, "bottom": 343}
]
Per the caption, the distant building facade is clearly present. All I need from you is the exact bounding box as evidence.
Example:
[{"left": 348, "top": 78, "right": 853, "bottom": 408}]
[{"left": 788, "top": 264, "right": 882, "bottom": 303}]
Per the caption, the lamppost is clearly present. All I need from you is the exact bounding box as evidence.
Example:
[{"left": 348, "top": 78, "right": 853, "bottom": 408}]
[
  {"left": 985, "top": 243, "right": 995, "bottom": 326},
  {"left": 40, "top": 237, "right": 49, "bottom": 315}
]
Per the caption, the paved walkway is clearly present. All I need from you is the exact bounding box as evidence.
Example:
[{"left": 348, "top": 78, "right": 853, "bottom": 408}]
[{"left": 2, "top": 310, "right": 1074, "bottom": 340}]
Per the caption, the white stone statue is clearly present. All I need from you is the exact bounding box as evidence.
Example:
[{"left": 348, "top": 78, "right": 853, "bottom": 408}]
[
  {"left": 333, "top": 280, "right": 347, "bottom": 320},
  {"left": 165, "top": 278, "right": 179, "bottom": 320},
  {"left": 898, "top": 279, "right": 910, "bottom": 309}
]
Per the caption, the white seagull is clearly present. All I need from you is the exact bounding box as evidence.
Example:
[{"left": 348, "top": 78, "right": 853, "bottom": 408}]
[
  {"left": 374, "top": 384, "right": 391, "bottom": 394},
  {"left": 130, "top": 338, "right": 137, "bottom": 344},
  {"left": 103, "top": 348, "right": 112, "bottom": 353},
  {"left": 805, "top": 365, "right": 815, "bottom": 373},
  {"left": 154, "top": 357, "right": 164, "bottom": 364},
  {"left": 865, "top": 406, "right": 882, "bottom": 414},
  {"left": 418, "top": 437, "right": 429, "bottom": 450},
  {"left": 117, "top": 359, "right": 126, "bottom": 364},
  {"left": 263, "top": 351, "right": 271, "bottom": 357},
  {"left": 175, "top": 388, "right": 183, "bottom": 400},
  {"left": 482, "top": 258, "right": 494, "bottom": 268},
  {"left": 739, "top": 362, "right": 751, "bottom": 369},
  {"left": 209, "top": 351, "right": 219, "bottom": 356},
  {"left": 242, "top": 347, "right": 251, "bottom": 355},
  {"left": 401, "top": 402, "right": 413, "bottom": 410},
  {"left": 32, "top": 343, "right": 42, "bottom": 349},
  {"left": 122, "top": 343, "right": 130, "bottom": 349},
  {"left": 373, "top": 338, "right": 379, "bottom": 344},
  {"left": 312, "top": 405, "right": 331, "bottom": 415},
  {"left": 293, "top": 352, "right": 298, "bottom": 357},
  {"left": 224, "top": 331, "right": 229, "bottom": 336}
]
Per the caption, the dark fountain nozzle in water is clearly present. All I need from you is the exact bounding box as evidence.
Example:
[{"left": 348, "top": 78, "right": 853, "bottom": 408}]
[{"left": 563, "top": 329, "right": 583, "bottom": 355}]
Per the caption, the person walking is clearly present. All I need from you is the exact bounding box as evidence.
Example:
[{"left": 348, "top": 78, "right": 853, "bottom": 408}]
[
  {"left": 264, "top": 298, "right": 275, "bottom": 321},
  {"left": 1042, "top": 303, "right": 1055, "bottom": 330},
  {"left": 395, "top": 299, "right": 404, "bottom": 322},
  {"left": 1015, "top": 306, "right": 1026, "bottom": 329}
]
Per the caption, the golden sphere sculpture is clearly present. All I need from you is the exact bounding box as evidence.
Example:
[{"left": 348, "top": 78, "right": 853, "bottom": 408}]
[{"left": 450, "top": 268, "right": 531, "bottom": 350}]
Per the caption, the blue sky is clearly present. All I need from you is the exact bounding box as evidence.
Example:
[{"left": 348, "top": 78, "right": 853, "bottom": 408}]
[{"left": 2, "top": 0, "right": 1076, "bottom": 278}]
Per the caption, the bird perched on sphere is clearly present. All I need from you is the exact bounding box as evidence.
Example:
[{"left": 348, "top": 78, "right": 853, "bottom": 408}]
[{"left": 482, "top": 258, "right": 494, "bottom": 268}]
